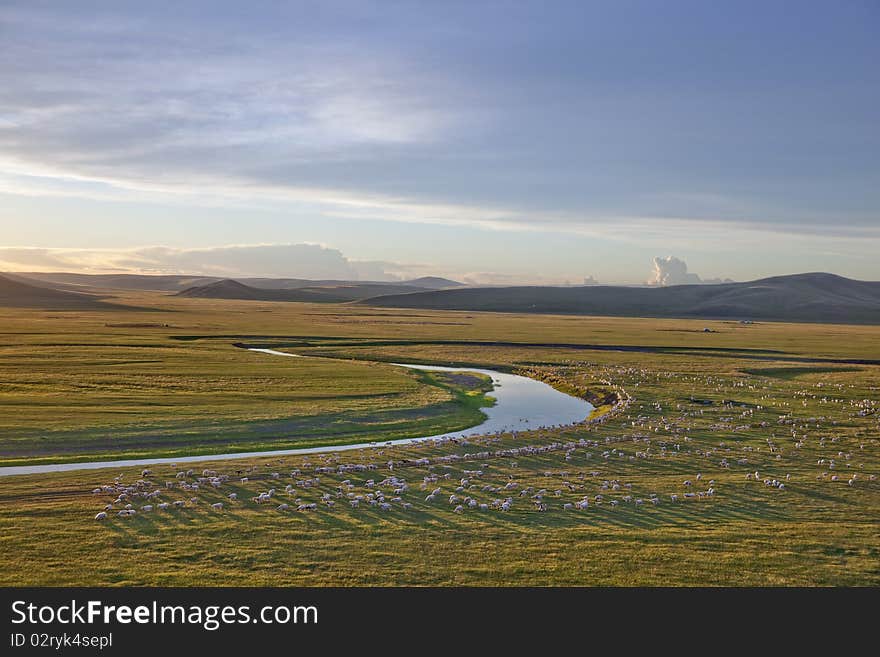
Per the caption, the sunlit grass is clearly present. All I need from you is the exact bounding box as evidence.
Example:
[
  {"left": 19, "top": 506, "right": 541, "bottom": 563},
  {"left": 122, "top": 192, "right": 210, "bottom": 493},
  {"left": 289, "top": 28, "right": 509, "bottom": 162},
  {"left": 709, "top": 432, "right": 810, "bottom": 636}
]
[{"left": 0, "top": 292, "right": 877, "bottom": 585}]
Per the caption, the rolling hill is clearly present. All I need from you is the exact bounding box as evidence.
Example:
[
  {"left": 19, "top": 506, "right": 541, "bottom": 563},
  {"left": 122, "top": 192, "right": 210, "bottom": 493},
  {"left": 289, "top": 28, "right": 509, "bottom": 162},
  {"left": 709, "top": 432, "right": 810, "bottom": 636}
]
[
  {"left": 362, "top": 273, "right": 880, "bottom": 324},
  {"left": 175, "top": 279, "right": 436, "bottom": 303},
  {"left": 0, "top": 273, "right": 119, "bottom": 308},
  {"left": 12, "top": 272, "right": 219, "bottom": 292},
  {"left": 15, "top": 272, "right": 464, "bottom": 295}
]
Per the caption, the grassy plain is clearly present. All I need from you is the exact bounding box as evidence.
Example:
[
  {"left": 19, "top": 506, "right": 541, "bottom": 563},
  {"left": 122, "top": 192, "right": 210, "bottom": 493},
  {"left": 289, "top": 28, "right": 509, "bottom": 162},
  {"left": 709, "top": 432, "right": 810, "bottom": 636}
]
[{"left": 0, "top": 290, "right": 877, "bottom": 585}]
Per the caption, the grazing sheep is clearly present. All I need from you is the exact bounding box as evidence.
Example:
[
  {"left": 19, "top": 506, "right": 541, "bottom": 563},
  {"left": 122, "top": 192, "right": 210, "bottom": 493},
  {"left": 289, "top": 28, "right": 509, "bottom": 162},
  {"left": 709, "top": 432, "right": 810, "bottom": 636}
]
[
  {"left": 211, "top": 502, "right": 224, "bottom": 511},
  {"left": 94, "top": 512, "right": 108, "bottom": 521},
  {"left": 276, "top": 503, "right": 290, "bottom": 511}
]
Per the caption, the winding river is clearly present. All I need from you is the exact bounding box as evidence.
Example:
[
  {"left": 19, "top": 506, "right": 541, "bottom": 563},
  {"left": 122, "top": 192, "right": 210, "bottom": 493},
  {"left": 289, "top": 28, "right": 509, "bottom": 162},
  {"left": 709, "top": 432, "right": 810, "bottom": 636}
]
[{"left": 0, "top": 349, "right": 594, "bottom": 477}]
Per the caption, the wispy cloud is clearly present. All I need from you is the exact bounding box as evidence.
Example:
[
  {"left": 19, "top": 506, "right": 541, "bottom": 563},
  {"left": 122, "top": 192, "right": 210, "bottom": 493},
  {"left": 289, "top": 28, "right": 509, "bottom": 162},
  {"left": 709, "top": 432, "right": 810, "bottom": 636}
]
[{"left": 0, "top": 1, "right": 878, "bottom": 283}]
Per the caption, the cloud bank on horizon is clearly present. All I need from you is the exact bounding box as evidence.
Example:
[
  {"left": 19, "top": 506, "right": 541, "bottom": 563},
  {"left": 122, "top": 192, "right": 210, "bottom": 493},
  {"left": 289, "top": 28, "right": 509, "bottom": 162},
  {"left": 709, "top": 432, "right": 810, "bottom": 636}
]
[
  {"left": 0, "top": 243, "right": 727, "bottom": 287},
  {"left": 0, "top": 244, "right": 404, "bottom": 281},
  {"left": 0, "top": 1, "right": 877, "bottom": 283}
]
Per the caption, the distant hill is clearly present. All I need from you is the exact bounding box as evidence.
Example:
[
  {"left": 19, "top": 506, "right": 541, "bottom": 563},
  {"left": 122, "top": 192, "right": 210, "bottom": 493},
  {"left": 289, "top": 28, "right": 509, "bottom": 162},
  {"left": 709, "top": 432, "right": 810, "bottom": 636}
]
[
  {"left": 175, "top": 279, "right": 434, "bottom": 303},
  {"left": 15, "top": 272, "right": 464, "bottom": 295},
  {"left": 14, "top": 272, "right": 219, "bottom": 292},
  {"left": 361, "top": 273, "right": 880, "bottom": 324},
  {"left": 400, "top": 276, "right": 464, "bottom": 289},
  {"left": 0, "top": 273, "right": 118, "bottom": 308}
]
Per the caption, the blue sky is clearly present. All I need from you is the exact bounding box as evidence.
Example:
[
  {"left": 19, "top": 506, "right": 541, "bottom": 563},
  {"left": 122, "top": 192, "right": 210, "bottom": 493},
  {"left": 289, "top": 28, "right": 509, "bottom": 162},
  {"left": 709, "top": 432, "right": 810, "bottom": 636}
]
[{"left": 0, "top": 0, "right": 877, "bottom": 284}]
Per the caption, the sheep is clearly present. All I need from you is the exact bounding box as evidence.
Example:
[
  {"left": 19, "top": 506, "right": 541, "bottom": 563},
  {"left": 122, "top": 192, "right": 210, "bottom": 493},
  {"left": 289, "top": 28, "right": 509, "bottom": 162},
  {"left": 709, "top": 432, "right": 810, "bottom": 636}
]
[
  {"left": 276, "top": 503, "right": 290, "bottom": 511},
  {"left": 228, "top": 493, "right": 237, "bottom": 501},
  {"left": 453, "top": 505, "right": 464, "bottom": 514},
  {"left": 94, "top": 512, "right": 108, "bottom": 521},
  {"left": 141, "top": 505, "right": 153, "bottom": 512},
  {"left": 157, "top": 502, "right": 170, "bottom": 510},
  {"left": 211, "top": 502, "right": 224, "bottom": 511},
  {"left": 562, "top": 503, "right": 574, "bottom": 510}
]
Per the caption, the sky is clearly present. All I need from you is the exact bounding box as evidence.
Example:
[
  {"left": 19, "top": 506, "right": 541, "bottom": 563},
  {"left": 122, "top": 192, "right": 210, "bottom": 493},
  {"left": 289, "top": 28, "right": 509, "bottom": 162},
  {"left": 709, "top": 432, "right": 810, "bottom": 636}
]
[{"left": 0, "top": 0, "right": 878, "bottom": 285}]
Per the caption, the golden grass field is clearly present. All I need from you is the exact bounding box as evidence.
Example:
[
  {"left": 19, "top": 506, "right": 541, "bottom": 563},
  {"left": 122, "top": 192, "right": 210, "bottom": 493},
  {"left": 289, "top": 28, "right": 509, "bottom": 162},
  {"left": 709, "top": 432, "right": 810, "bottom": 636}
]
[{"left": 0, "top": 290, "right": 877, "bottom": 585}]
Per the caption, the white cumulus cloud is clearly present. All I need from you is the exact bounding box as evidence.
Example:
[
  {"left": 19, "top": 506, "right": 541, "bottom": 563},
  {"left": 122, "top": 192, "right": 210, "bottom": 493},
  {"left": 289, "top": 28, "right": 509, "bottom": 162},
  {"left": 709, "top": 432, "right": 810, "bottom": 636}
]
[{"left": 647, "top": 256, "right": 732, "bottom": 286}]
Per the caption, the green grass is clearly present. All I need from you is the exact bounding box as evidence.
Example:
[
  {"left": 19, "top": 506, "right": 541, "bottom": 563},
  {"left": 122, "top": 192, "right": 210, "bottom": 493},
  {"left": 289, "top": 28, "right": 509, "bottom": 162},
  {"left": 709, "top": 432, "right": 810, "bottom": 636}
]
[
  {"left": 739, "top": 366, "right": 864, "bottom": 379},
  {"left": 0, "top": 291, "right": 878, "bottom": 586}
]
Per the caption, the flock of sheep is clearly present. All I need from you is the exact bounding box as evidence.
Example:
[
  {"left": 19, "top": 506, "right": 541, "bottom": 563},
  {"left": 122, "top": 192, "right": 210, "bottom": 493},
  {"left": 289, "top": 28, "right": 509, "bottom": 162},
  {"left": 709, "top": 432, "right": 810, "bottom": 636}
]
[{"left": 88, "top": 361, "right": 877, "bottom": 525}]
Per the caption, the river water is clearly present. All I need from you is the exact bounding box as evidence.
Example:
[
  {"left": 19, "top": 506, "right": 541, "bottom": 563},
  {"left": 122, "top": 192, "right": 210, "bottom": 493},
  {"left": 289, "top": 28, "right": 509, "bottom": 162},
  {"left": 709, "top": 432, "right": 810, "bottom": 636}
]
[{"left": 0, "top": 349, "right": 593, "bottom": 477}]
